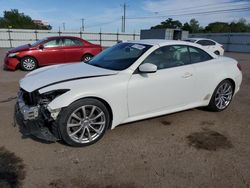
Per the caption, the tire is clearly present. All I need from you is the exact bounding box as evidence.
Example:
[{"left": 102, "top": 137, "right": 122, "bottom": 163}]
[
  {"left": 81, "top": 54, "right": 93, "bottom": 62},
  {"left": 207, "top": 80, "right": 234, "bottom": 112},
  {"left": 57, "top": 98, "right": 110, "bottom": 147},
  {"left": 214, "top": 51, "right": 220, "bottom": 55},
  {"left": 20, "top": 56, "right": 37, "bottom": 71}
]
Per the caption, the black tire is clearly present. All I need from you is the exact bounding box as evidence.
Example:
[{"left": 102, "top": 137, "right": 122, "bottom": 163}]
[
  {"left": 214, "top": 51, "right": 220, "bottom": 55},
  {"left": 81, "top": 54, "right": 93, "bottom": 62},
  {"left": 20, "top": 56, "right": 37, "bottom": 71},
  {"left": 57, "top": 98, "right": 110, "bottom": 147},
  {"left": 206, "top": 80, "right": 234, "bottom": 112}
]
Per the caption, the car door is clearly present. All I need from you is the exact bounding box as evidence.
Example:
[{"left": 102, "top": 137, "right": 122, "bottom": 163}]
[
  {"left": 38, "top": 38, "right": 65, "bottom": 65},
  {"left": 188, "top": 46, "right": 216, "bottom": 102},
  {"left": 127, "top": 45, "right": 196, "bottom": 117},
  {"left": 62, "top": 38, "right": 84, "bottom": 62}
]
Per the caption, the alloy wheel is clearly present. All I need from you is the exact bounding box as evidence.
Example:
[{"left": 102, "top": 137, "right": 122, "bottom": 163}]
[
  {"left": 66, "top": 105, "right": 106, "bottom": 143},
  {"left": 215, "top": 82, "right": 233, "bottom": 110},
  {"left": 22, "top": 58, "right": 36, "bottom": 70}
]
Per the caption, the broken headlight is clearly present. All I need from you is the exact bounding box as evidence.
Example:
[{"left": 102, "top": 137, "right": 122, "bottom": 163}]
[{"left": 39, "top": 89, "right": 70, "bottom": 105}]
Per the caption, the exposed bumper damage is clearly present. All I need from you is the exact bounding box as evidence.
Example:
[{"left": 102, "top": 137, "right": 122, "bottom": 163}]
[{"left": 15, "top": 89, "right": 61, "bottom": 142}]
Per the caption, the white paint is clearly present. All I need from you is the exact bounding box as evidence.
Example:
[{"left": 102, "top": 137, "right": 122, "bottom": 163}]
[{"left": 19, "top": 40, "right": 242, "bottom": 129}]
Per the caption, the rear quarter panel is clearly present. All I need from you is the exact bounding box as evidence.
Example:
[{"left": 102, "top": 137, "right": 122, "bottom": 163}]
[{"left": 192, "top": 56, "right": 241, "bottom": 105}]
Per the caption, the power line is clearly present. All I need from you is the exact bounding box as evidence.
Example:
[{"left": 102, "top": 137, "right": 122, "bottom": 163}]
[
  {"left": 85, "top": 18, "right": 120, "bottom": 29},
  {"left": 153, "top": 1, "right": 250, "bottom": 14},
  {"left": 127, "top": 7, "right": 250, "bottom": 20}
]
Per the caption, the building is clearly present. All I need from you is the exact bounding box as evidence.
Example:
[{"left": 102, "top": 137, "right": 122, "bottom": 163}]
[
  {"left": 33, "top": 20, "right": 49, "bottom": 27},
  {"left": 140, "top": 28, "right": 189, "bottom": 40}
]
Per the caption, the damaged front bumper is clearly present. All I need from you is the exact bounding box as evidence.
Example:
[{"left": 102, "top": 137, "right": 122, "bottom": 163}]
[{"left": 15, "top": 91, "right": 60, "bottom": 142}]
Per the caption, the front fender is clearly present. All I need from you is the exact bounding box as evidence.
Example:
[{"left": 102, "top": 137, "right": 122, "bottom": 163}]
[{"left": 39, "top": 75, "right": 130, "bottom": 129}]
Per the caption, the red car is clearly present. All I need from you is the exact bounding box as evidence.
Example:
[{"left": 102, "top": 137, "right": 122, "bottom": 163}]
[{"left": 4, "top": 36, "right": 102, "bottom": 71}]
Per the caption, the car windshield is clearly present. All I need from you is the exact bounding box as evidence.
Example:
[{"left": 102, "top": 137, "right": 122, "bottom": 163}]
[
  {"left": 31, "top": 38, "right": 48, "bottom": 47},
  {"left": 87, "top": 42, "right": 151, "bottom": 71}
]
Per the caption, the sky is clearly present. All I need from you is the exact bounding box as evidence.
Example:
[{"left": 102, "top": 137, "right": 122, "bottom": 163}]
[{"left": 0, "top": 0, "right": 250, "bottom": 33}]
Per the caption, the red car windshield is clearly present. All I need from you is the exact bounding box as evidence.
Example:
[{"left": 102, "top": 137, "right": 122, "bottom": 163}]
[{"left": 31, "top": 38, "right": 48, "bottom": 47}]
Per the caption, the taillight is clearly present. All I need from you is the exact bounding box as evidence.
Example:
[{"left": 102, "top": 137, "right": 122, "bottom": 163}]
[{"left": 237, "top": 63, "right": 242, "bottom": 71}]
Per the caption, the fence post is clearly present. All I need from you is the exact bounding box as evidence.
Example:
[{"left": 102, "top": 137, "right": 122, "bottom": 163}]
[
  {"left": 34, "top": 30, "right": 38, "bottom": 41},
  {"left": 133, "top": 33, "right": 136, "bottom": 40},
  {"left": 116, "top": 32, "right": 119, "bottom": 43},
  {"left": 99, "top": 32, "right": 102, "bottom": 46},
  {"left": 7, "top": 28, "right": 12, "bottom": 48},
  {"left": 227, "top": 33, "right": 231, "bottom": 52},
  {"left": 80, "top": 31, "right": 82, "bottom": 38}
]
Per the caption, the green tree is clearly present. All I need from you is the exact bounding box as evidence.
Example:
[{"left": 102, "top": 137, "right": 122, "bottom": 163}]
[
  {"left": 230, "top": 18, "right": 250, "bottom": 32},
  {"left": 0, "top": 9, "right": 52, "bottom": 30},
  {"left": 182, "top": 19, "right": 202, "bottom": 33},
  {"left": 151, "top": 18, "right": 182, "bottom": 29},
  {"left": 205, "top": 22, "right": 231, "bottom": 33},
  {"left": 182, "top": 22, "right": 191, "bottom": 32},
  {"left": 189, "top": 19, "right": 202, "bottom": 33}
]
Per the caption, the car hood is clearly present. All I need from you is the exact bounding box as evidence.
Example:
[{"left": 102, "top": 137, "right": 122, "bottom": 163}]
[
  {"left": 20, "top": 63, "right": 118, "bottom": 92},
  {"left": 8, "top": 44, "right": 31, "bottom": 53}
]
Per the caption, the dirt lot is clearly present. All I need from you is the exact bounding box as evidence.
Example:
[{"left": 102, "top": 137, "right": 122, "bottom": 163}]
[{"left": 0, "top": 49, "right": 249, "bottom": 188}]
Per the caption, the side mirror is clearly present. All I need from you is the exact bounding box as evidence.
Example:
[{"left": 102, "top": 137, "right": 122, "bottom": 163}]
[
  {"left": 38, "top": 45, "right": 44, "bottom": 50},
  {"left": 139, "top": 63, "right": 157, "bottom": 73}
]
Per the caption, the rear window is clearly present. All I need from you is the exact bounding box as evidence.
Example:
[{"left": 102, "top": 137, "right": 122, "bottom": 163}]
[{"left": 189, "top": 46, "right": 213, "bottom": 63}]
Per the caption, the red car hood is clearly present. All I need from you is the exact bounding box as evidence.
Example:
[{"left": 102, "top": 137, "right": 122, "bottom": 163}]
[{"left": 8, "top": 44, "right": 31, "bottom": 53}]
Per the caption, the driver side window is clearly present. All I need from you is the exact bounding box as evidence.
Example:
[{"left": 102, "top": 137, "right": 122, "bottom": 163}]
[
  {"left": 44, "top": 39, "right": 63, "bottom": 48},
  {"left": 143, "top": 45, "right": 190, "bottom": 70}
]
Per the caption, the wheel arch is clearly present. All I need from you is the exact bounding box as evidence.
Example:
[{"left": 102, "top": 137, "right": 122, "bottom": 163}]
[
  {"left": 224, "top": 78, "right": 235, "bottom": 94},
  {"left": 214, "top": 50, "right": 220, "bottom": 55},
  {"left": 82, "top": 53, "right": 94, "bottom": 58},
  {"left": 211, "top": 78, "right": 236, "bottom": 98},
  {"left": 20, "top": 55, "right": 39, "bottom": 65},
  {"left": 72, "top": 96, "right": 113, "bottom": 129}
]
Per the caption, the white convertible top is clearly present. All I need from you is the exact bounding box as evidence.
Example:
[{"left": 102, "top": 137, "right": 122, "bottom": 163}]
[{"left": 127, "top": 39, "right": 217, "bottom": 58}]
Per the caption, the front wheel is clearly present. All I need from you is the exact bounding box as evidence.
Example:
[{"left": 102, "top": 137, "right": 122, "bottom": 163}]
[
  {"left": 207, "top": 80, "right": 234, "bottom": 112},
  {"left": 57, "top": 98, "right": 110, "bottom": 147},
  {"left": 20, "top": 56, "right": 37, "bottom": 71}
]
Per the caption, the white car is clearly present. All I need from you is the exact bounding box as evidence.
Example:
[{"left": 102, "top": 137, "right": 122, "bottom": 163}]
[
  {"left": 184, "top": 38, "right": 224, "bottom": 55},
  {"left": 15, "top": 40, "right": 242, "bottom": 147}
]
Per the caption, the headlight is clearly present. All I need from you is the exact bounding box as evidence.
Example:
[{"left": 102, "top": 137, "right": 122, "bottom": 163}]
[
  {"left": 8, "top": 52, "right": 19, "bottom": 58},
  {"left": 39, "top": 89, "right": 70, "bottom": 105}
]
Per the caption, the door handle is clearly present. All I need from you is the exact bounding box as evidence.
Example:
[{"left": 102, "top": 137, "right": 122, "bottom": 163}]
[{"left": 182, "top": 72, "right": 193, "bottom": 78}]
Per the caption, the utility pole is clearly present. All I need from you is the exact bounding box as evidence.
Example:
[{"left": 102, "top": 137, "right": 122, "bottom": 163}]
[
  {"left": 121, "top": 16, "right": 124, "bottom": 32},
  {"left": 121, "top": 3, "right": 127, "bottom": 32},
  {"left": 81, "top": 18, "right": 85, "bottom": 31},
  {"left": 62, "top": 22, "right": 65, "bottom": 31}
]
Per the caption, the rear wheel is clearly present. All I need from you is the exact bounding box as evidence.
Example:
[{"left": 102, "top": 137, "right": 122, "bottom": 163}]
[
  {"left": 20, "top": 56, "right": 37, "bottom": 71},
  {"left": 57, "top": 98, "right": 110, "bottom": 147},
  {"left": 207, "top": 80, "right": 234, "bottom": 112},
  {"left": 214, "top": 51, "right": 220, "bottom": 55},
  {"left": 81, "top": 54, "right": 93, "bottom": 62}
]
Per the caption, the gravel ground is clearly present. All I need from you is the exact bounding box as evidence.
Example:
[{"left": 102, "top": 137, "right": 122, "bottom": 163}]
[{"left": 0, "top": 49, "right": 249, "bottom": 188}]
